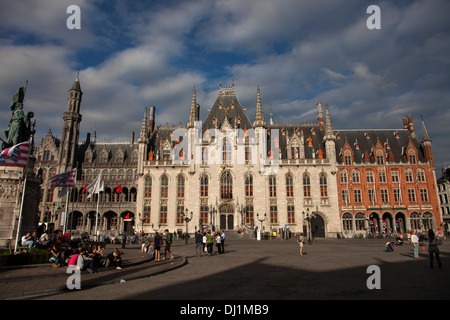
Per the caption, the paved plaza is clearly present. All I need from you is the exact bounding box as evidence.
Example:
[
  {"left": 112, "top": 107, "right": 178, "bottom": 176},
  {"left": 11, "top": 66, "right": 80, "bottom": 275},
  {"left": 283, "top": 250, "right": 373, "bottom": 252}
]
[{"left": 1, "top": 237, "right": 449, "bottom": 302}]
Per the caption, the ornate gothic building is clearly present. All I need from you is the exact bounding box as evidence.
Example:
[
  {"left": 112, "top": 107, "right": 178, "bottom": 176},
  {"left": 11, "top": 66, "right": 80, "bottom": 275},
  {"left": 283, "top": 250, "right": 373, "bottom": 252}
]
[{"left": 34, "top": 75, "right": 442, "bottom": 239}]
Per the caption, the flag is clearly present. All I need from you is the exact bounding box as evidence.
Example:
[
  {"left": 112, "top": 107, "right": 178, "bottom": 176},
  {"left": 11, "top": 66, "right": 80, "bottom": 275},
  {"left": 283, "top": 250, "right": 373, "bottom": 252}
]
[
  {"left": 50, "top": 168, "right": 77, "bottom": 190},
  {"left": 81, "top": 183, "right": 87, "bottom": 193},
  {"left": 115, "top": 184, "right": 122, "bottom": 193},
  {"left": 0, "top": 141, "right": 30, "bottom": 168},
  {"left": 86, "top": 174, "right": 104, "bottom": 198}
]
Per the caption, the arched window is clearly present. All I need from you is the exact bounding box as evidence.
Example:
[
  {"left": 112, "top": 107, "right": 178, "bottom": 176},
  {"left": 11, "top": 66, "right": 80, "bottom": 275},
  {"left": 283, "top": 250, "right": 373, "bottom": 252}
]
[
  {"left": 145, "top": 176, "right": 152, "bottom": 199},
  {"left": 177, "top": 175, "right": 185, "bottom": 198},
  {"left": 161, "top": 175, "right": 168, "bottom": 198},
  {"left": 220, "top": 171, "right": 233, "bottom": 199},
  {"left": 245, "top": 174, "right": 253, "bottom": 197},
  {"left": 269, "top": 175, "right": 277, "bottom": 197},
  {"left": 200, "top": 174, "right": 208, "bottom": 197},
  {"left": 342, "top": 213, "right": 353, "bottom": 231},
  {"left": 355, "top": 212, "right": 366, "bottom": 231},
  {"left": 286, "top": 174, "right": 293, "bottom": 197},
  {"left": 222, "top": 138, "right": 232, "bottom": 164},
  {"left": 410, "top": 212, "right": 421, "bottom": 230},
  {"left": 320, "top": 173, "right": 328, "bottom": 197},
  {"left": 303, "top": 173, "right": 311, "bottom": 197},
  {"left": 110, "top": 170, "right": 117, "bottom": 180}
]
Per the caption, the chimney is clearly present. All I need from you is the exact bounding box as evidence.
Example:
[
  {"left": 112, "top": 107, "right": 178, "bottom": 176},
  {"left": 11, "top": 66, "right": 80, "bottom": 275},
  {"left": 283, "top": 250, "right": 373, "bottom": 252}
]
[
  {"left": 402, "top": 118, "right": 407, "bottom": 129},
  {"left": 149, "top": 106, "right": 155, "bottom": 133},
  {"left": 130, "top": 131, "right": 135, "bottom": 146}
]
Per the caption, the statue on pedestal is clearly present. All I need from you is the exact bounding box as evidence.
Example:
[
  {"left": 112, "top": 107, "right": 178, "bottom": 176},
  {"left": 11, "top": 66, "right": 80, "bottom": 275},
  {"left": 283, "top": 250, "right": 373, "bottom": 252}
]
[{"left": 2, "top": 81, "right": 35, "bottom": 150}]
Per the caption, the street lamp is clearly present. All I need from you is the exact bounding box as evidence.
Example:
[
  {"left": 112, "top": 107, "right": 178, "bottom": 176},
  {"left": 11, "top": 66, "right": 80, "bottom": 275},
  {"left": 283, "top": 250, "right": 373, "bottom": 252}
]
[
  {"left": 182, "top": 208, "right": 193, "bottom": 245},
  {"left": 256, "top": 213, "right": 267, "bottom": 239}
]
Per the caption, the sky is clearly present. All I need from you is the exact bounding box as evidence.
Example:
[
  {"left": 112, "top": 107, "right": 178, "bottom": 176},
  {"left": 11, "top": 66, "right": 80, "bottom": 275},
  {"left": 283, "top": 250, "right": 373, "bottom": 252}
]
[{"left": 0, "top": 0, "right": 449, "bottom": 174}]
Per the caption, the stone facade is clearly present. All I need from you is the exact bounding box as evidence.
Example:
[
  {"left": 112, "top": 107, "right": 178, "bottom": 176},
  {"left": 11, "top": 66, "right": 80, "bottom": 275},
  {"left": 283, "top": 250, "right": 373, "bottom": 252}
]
[{"left": 32, "top": 77, "right": 441, "bottom": 239}]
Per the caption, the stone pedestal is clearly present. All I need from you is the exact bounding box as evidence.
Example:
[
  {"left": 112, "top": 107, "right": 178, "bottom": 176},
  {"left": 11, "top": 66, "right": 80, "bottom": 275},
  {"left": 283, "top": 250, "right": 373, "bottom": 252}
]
[{"left": 0, "top": 156, "right": 41, "bottom": 248}]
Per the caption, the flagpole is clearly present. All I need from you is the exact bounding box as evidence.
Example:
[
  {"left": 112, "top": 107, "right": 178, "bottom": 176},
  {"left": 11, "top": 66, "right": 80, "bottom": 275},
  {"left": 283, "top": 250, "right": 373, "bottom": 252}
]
[
  {"left": 63, "top": 188, "right": 69, "bottom": 235},
  {"left": 14, "top": 177, "right": 27, "bottom": 253},
  {"left": 95, "top": 187, "right": 100, "bottom": 242}
]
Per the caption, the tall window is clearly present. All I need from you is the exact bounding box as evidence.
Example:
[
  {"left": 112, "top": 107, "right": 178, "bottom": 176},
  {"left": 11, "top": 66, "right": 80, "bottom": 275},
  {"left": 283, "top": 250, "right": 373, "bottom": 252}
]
[
  {"left": 391, "top": 171, "right": 399, "bottom": 183},
  {"left": 220, "top": 171, "right": 233, "bottom": 199},
  {"left": 354, "top": 189, "right": 362, "bottom": 203},
  {"left": 222, "top": 138, "right": 232, "bottom": 164},
  {"left": 406, "top": 170, "right": 413, "bottom": 182},
  {"left": 420, "top": 188, "right": 429, "bottom": 202},
  {"left": 320, "top": 173, "right": 328, "bottom": 197},
  {"left": 200, "top": 206, "right": 209, "bottom": 225},
  {"left": 270, "top": 205, "right": 278, "bottom": 224},
  {"left": 286, "top": 174, "right": 293, "bottom": 197},
  {"left": 368, "top": 189, "right": 376, "bottom": 203},
  {"left": 177, "top": 206, "right": 185, "bottom": 224},
  {"left": 143, "top": 206, "right": 151, "bottom": 224},
  {"left": 408, "top": 188, "right": 416, "bottom": 202},
  {"left": 366, "top": 171, "right": 374, "bottom": 183},
  {"left": 352, "top": 170, "right": 360, "bottom": 183},
  {"left": 177, "top": 175, "right": 185, "bottom": 198},
  {"left": 340, "top": 171, "right": 348, "bottom": 184},
  {"left": 355, "top": 213, "right": 365, "bottom": 231},
  {"left": 160, "top": 206, "right": 167, "bottom": 224},
  {"left": 269, "top": 175, "right": 277, "bottom": 197},
  {"left": 381, "top": 189, "right": 389, "bottom": 203},
  {"left": 245, "top": 205, "right": 254, "bottom": 225},
  {"left": 344, "top": 151, "right": 352, "bottom": 165},
  {"left": 287, "top": 205, "right": 295, "bottom": 224},
  {"left": 341, "top": 189, "right": 349, "bottom": 204},
  {"left": 145, "top": 176, "right": 152, "bottom": 199},
  {"left": 343, "top": 213, "right": 353, "bottom": 231},
  {"left": 161, "top": 175, "right": 168, "bottom": 198},
  {"left": 378, "top": 171, "right": 386, "bottom": 183},
  {"left": 394, "top": 188, "right": 401, "bottom": 203},
  {"left": 376, "top": 151, "right": 384, "bottom": 165},
  {"left": 417, "top": 170, "right": 426, "bottom": 182},
  {"left": 200, "top": 175, "right": 208, "bottom": 197},
  {"left": 303, "top": 174, "right": 311, "bottom": 197},
  {"left": 245, "top": 174, "right": 253, "bottom": 197}
]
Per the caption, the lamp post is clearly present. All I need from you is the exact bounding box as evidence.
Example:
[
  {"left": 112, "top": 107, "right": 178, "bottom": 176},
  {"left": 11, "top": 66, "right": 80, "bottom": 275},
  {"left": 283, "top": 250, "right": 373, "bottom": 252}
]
[
  {"left": 182, "top": 208, "right": 193, "bottom": 245},
  {"left": 302, "top": 208, "right": 312, "bottom": 245},
  {"left": 256, "top": 213, "right": 267, "bottom": 240}
]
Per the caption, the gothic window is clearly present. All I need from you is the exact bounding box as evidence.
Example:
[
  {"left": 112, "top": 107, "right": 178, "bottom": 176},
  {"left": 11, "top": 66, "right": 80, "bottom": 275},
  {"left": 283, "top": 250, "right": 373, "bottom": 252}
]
[
  {"left": 420, "top": 188, "right": 429, "bottom": 202},
  {"left": 177, "top": 206, "right": 185, "bottom": 224},
  {"left": 160, "top": 206, "right": 167, "bottom": 224},
  {"left": 143, "top": 206, "right": 151, "bottom": 224},
  {"left": 286, "top": 174, "right": 294, "bottom": 197},
  {"left": 269, "top": 175, "right": 277, "bottom": 198},
  {"left": 245, "top": 174, "right": 253, "bottom": 197},
  {"left": 200, "top": 174, "right": 208, "bottom": 197},
  {"left": 381, "top": 189, "right": 389, "bottom": 203},
  {"left": 110, "top": 170, "right": 117, "bottom": 180},
  {"left": 340, "top": 171, "right": 348, "bottom": 184},
  {"left": 303, "top": 173, "right": 311, "bottom": 198},
  {"left": 177, "top": 175, "right": 185, "bottom": 198},
  {"left": 342, "top": 213, "right": 353, "bottom": 231},
  {"left": 378, "top": 171, "right": 386, "bottom": 183},
  {"left": 355, "top": 213, "right": 366, "bottom": 231},
  {"left": 366, "top": 171, "right": 374, "bottom": 183},
  {"left": 408, "top": 150, "right": 417, "bottom": 164},
  {"left": 341, "top": 189, "right": 349, "bottom": 204},
  {"left": 344, "top": 151, "right": 352, "bottom": 165},
  {"left": 352, "top": 170, "right": 360, "bottom": 183},
  {"left": 408, "top": 188, "right": 416, "bottom": 202},
  {"left": 320, "top": 173, "right": 328, "bottom": 197},
  {"left": 410, "top": 212, "right": 420, "bottom": 230},
  {"left": 222, "top": 138, "right": 232, "bottom": 164},
  {"left": 391, "top": 171, "right": 399, "bottom": 183},
  {"left": 131, "top": 151, "right": 138, "bottom": 163},
  {"left": 376, "top": 150, "right": 384, "bottom": 165},
  {"left": 417, "top": 170, "right": 426, "bottom": 182},
  {"left": 287, "top": 205, "right": 295, "bottom": 224},
  {"left": 270, "top": 205, "right": 278, "bottom": 224},
  {"left": 161, "top": 175, "right": 168, "bottom": 198},
  {"left": 405, "top": 169, "right": 413, "bottom": 182},
  {"left": 100, "top": 152, "right": 108, "bottom": 163},
  {"left": 145, "top": 176, "right": 152, "bottom": 198},
  {"left": 200, "top": 206, "right": 209, "bottom": 225},
  {"left": 220, "top": 171, "right": 233, "bottom": 199},
  {"left": 354, "top": 189, "right": 362, "bottom": 203},
  {"left": 245, "top": 205, "right": 254, "bottom": 225},
  {"left": 126, "top": 170, "right": 133, "bottom": 180}
]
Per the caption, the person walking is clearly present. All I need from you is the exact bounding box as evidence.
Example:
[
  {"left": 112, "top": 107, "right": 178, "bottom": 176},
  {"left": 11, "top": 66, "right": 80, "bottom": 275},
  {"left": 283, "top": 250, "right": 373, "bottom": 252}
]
[
  {"left": 206, "top": 231, "right": 214, "bottom": 256},
  {"left": 154, "top": 232, "right": 162, "bottom": 262},
  {"left": 411, "top": 231, "right": 419, "bottom": 259},
  {"left": 215, "top": 232, "right": 222, "bottom": 254},
  {"left": 427, "top": 229, "right": 442, "bottom": 268},
  {"left": 220, "top": 230, "right": 226, "bottom": 253},
  {"left": 297, "top": 234, "right": 305, "bottom": 255},
  {"left": 194, "top": 230, "right": 203, "bottom": 257},
  {"left": 163, "top": 229, "right": 174, "bottom": 260}
]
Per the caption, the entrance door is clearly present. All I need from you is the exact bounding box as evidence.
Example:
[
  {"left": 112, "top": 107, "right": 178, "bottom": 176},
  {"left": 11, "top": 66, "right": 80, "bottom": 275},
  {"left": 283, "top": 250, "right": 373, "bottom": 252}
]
[
  {"left": 219, "top": 204, "right": 234, "bottom": 230},
  {"left": 310, "top": 214, "right": 325, "bottom": 238}
]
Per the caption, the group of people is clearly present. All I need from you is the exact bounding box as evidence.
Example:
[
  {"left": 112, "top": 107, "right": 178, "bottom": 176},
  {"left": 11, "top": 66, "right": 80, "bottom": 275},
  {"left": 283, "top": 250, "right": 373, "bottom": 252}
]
[
  {"left": 386, "top": 229, "right": 443, "bottom": 268},
  {"left": 194, "top": 230, "right": 226, "bottom": 256},
  {"left": 20, "top": 230, "right": 67, "bottom": 249},
  {"left": 49, "top": 242, "right": 124, "bottom": 272},
  {"left": 140, "top": 229, "right": 174, "bottom": 262}
]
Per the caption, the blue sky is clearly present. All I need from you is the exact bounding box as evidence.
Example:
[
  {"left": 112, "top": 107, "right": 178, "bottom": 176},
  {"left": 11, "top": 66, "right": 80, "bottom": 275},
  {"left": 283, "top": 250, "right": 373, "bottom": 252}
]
[{"left": 0, "top": 0, "right": 449, "bottom": 173}]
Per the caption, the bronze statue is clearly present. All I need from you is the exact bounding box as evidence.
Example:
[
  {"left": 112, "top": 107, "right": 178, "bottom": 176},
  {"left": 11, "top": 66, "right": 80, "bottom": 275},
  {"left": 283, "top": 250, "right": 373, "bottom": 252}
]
[{"left": 2, "top": 81, "right": 35, "bottom": 150}]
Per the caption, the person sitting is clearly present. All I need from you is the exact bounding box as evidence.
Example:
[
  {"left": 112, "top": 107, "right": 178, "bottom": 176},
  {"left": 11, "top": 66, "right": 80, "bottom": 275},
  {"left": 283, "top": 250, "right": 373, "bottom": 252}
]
[
  {"left": 112, "top": 248, "right": 123, "bottom": 269},
  {"left": 49, "top": 244, "right": 61, "bottom": 267},
  {"left": 21, "top": 232, "right": 35, "bottom": 248},
  {"left": 76, "top": 250, "right": 98, "bottom": 273},
  {"left": 385, "top": 242, "right": 395, "bottom": 252},
  {"left": 63, "top": 245, "right": 74, "bottom": 266},
  {"left": 68, "top": 250, "right": 80, "bottom": 266}
]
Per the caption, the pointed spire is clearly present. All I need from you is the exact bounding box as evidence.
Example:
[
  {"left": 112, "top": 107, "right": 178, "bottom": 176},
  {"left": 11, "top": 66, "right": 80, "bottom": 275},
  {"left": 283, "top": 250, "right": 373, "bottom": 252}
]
[
  {"left": 324, "top": 103, "right": 336, "bottom": 141},
  {"left": 253, "top": 85, "right": 266, "bottom": 127},
  {"left": 269, "top": 105, "right": 274, "bottom": 125},
  {"left": 138, "top": 107, "right": 148, "bottom": 143},
  {"left": 421, "top": 119, "right": 431, "bottom": 142},
  {"left": 187, "top": 87, "right": 197, "bottom": 129},
  {"left": 71, "top": 70, "right": 82, "bottom": 92}
]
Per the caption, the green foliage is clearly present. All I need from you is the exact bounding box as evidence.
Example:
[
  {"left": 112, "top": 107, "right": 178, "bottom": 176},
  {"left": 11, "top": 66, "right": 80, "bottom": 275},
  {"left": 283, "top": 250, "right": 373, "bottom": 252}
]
[{"left": 0, "top": 248, "right": 50, "bottom": 266}]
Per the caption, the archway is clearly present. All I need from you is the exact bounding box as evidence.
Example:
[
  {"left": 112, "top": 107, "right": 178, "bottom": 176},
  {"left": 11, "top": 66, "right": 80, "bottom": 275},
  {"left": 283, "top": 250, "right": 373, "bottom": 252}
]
[
  {"left": 121, "top": 211, "right": 135, "bottom": 235},
  {"left": 219, "top": 204, "right": 234, "bottom": 230},
  {"left": 310, "top": 213, "right": 325, "bottom": 238},
  {"left": 382, "top": 212, "right": 394, "bottom": 234},
  {"left": 369, "top": 212, "right": 381, "bottom": 234},
  {"left": 395, "top": 212, "right": 407, "bottom": 234}
]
